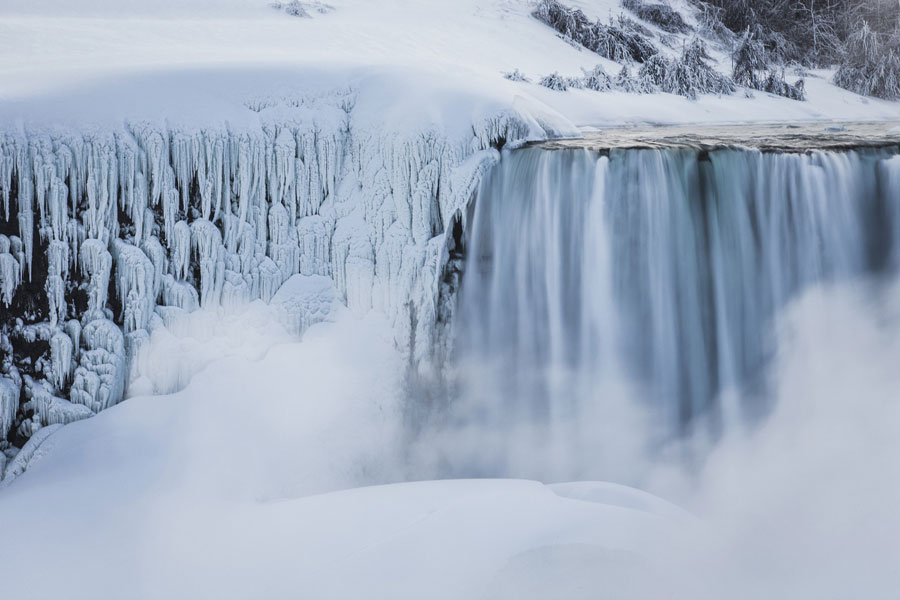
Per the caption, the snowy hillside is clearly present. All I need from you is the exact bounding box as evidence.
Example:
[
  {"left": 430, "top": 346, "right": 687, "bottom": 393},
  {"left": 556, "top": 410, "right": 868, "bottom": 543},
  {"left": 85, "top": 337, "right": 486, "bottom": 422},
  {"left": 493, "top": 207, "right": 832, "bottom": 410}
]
[{"left": 2, "top": 0, "right": 897, "bottom": 125}]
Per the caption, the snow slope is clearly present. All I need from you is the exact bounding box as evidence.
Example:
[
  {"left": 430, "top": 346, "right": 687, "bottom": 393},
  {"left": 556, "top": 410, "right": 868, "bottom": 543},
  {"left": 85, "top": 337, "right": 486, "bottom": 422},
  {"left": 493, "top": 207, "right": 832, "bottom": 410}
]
[{"left": 1, "top": 0, "right": 897, "bottom": 127}]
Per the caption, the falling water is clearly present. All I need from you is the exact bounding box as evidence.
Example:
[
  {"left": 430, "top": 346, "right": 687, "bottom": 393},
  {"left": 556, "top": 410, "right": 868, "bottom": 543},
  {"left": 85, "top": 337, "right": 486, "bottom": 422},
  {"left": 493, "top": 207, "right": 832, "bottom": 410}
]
[{"left": 445, "top": 145, "right": 900, "bottom": 479}]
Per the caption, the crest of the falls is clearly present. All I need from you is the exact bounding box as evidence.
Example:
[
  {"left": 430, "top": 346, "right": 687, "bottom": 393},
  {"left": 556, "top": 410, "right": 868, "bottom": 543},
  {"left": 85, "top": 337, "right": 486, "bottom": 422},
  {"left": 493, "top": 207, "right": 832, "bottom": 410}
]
[{"left": 450, "top": 144, "right": 900, "bottom": 478}]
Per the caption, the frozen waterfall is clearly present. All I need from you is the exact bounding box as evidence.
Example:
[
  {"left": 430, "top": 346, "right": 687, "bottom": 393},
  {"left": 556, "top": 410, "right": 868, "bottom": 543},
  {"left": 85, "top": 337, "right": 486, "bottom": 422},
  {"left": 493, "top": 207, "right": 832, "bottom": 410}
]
[{"left": 448, "top": 145, "right": 900, "bottom": 471}]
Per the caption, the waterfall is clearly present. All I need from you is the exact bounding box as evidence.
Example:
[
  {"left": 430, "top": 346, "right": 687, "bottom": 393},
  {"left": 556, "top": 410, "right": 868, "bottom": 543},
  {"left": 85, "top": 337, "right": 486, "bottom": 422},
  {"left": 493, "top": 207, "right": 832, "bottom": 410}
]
[{"left": 445, "top": 145, "right": 900, "bottom": 479}]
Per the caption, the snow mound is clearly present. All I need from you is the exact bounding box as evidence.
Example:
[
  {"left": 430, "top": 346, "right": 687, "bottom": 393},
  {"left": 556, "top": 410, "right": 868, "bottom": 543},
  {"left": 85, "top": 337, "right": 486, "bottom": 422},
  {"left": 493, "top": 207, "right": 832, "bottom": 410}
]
[{"left": 550, "top": 481, "right": 690, "bottom": 518}]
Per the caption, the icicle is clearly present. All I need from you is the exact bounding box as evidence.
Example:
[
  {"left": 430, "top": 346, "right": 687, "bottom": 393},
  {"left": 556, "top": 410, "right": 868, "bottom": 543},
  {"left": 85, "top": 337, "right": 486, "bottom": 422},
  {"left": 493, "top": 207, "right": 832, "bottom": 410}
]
[
  {"left": 191, "top": 219, "right": 225, "bottom": 306},
  {"left": 8, "top": 235, "right": 24, "bottom": 282},
  {"left": 296, "top": 215, "right": 332, "bottom": 276},
  {"left": 160, "top": 274, "right": 200, "bottom": 312},
  {"left": 0, "top": 140, "right": 13, "bottom": 221},
  {"left": 46, "top": 239, "right": 70, "bottom": 326},
  {"left": 65, "top": 319, "right": 82, "bottom": 361},
  {"left": 125, "top": 329, "right": 150, "bottom": 392},
  {"left": 267, "top": 202, "right": 298, "bottom": 283},
  {"left": 162, "top": 174, "right": 179, "bottom": 244},
  {"left": 70, "top": 318, "right": 125, "bottom": 413},
  {"left": 0, "top": 250, "right": 19, "bottom": 306},
  {"left": 23, "top": 375, "right": 91, "bottom": 427},
  {"left": 171, "top": 220, "right": 192, "bottom": 280},
  {"left": 0, "top": 374, "right": 20, "bottom": 441},
  {"left": 79, "top": 238, "right": 113, "bottom": 318},
  {"left": 48, "top": 331, "right": 74, "bottom": 390},
  {"left": 257, "top": 257, "right": 282, "bottom": 303},
  {"left": 16, "top": 147, "right": 35, "bottom": 279},
  {"left": 111, "top": 240, "right": 156, "bottom": 333},
  {"left": 140, "top": 237, "right": 167, "bottom": 299},
  {"left": 48, "top": 176, "right": 68, "bottom": 242},
  {"left": 131, "top": 171, "right": 149, "bottom": 244}
]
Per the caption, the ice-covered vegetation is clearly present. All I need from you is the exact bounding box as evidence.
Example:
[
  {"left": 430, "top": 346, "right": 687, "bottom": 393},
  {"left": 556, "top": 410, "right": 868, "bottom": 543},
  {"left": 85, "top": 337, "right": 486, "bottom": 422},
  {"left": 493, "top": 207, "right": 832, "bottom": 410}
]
[
  {"left": 695, "top": 0, "right": 900, "bottom": 99},
  {"left": 532, "top": 0, "right": 658, "bottom": 63},
  {"left": 834, "top": 21, "right": 900, "bottom": 100},
  {"left": 622, "top": 0, "right": 693, "bottom": 34},
  {"left": 536, "top": 39, "right": 736, "bottom": 99},
  {"left": 530, "top": 0, "right": 807, "bottom": 100},
  {"left": 270, "top": 1, "right": 334, "bottom": 18},
  {"left": 503, "top": 68, "right": 531, "bottom": 82},
  {"left": 640, "top": 38, "right": 736, "bottom": 98},
  {"left": 530, "top": 0, "right": 900, "bottom": 101}
]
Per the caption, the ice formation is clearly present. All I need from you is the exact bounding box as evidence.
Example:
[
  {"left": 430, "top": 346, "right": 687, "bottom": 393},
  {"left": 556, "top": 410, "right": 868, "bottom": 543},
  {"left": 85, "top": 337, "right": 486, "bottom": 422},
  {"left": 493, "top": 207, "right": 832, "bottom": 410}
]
[
  {"left": 0, "top": 424, "right": 62, "bottom": 487},
  {"left": 0, "top": 91, "right": 527, "bottom": 445}
]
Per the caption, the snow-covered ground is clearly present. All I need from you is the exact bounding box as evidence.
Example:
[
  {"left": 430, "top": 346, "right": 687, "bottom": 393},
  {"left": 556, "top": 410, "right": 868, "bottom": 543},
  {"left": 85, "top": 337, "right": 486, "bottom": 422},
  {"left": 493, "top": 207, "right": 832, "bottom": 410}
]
[{"left": 1, "top": 0, "right": 897, "bottom": 129}]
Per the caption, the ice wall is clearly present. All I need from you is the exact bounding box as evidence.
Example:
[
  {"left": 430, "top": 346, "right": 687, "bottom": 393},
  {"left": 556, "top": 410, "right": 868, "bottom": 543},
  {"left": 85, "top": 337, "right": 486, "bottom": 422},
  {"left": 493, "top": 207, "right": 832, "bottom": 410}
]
[
  {"left": 0, "top": 91, "right": 530, "bottom": 448},
  {"left": 453, "top": 145, "right": 900, "bottom": 454}
]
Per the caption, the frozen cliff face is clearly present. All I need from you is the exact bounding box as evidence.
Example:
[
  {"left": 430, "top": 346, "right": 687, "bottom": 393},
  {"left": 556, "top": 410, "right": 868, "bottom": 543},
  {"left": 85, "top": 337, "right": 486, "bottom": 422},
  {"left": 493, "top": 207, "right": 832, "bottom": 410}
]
[{"left": 0, "top": 87, "right": 540, "bottom": 447}]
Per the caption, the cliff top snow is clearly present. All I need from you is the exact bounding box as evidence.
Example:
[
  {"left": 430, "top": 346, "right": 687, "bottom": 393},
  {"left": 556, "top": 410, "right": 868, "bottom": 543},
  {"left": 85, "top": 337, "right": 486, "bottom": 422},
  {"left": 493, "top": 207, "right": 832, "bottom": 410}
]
[{"left": 1, "top": 0, "right": 898, "bottom": 134}]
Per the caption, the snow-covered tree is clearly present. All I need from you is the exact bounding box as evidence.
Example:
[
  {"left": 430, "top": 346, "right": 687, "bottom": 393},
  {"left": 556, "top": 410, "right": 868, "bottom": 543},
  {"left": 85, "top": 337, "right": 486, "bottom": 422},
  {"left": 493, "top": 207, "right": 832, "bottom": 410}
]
[
  {"left": 639, "top": 38, "right": 736, "bottom": 99},
  {"left": 582, "top": 64, "right": 614, "bottom": 90},
  {"left": 532, "top": 0, "right": 658, "bottom": 63},
  {"left": 503, "top": 69, "right": 531, "bottom": 82},
  {"left": 622, "top": 0, "right": 693, "bottom": 34},
  {"left": 834, "top": 20, "right": 900, "bottom": 99},
  {"left": 540, "top": 72, "right": 570, "bottom": 91},
  {"left": 730, "top": 30, "right": 806, "bottom": 99},
  {"left": 615, "top": 65, "right": 653, "bottom": 93}
]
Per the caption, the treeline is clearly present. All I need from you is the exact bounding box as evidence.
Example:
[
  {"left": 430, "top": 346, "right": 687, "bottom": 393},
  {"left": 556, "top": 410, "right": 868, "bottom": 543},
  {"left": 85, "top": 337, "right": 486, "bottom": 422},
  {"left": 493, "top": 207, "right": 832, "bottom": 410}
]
[
  {"left": 696, "top": 0, "right": 900, "bottom": 98},
  {"left": 533, "top": 0, "right": 804, "bottom": 100},
  {"left": 531, "top": 0, "right": 900, "bottom": 101}
]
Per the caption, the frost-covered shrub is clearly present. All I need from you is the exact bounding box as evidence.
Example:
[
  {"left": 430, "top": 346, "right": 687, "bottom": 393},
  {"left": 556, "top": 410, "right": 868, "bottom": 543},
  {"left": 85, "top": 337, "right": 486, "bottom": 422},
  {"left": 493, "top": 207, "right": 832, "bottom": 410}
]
[
  {"left": 532, "top": 0, "right": 595, "bottom": 41},
  {"left": 694, "top": 0, "right": 898, "bottom": 68},
  {"left": 503, "top": 69, "right": 531, "bottom": 82},
  {"left": 596, "top": 21, "right": 659, "bottom": 62},
  {"left": 284, "top": 1, "right": 310, "bottom": 17},
  {"left": 270, "top": 1, "right": 334, "bottom": 18},
  {"left": 622, "top": 0, "right": 693, "bottom": 34},
  {"left": 532, "top": 0, "right": 658, "bottom": 63},
  {"left": 639, "top": 39, "right": 736, "bottom": 99},
  {"left": 638, "top": 54, "right": 671, "bottom": 87},
  {"left": 834, "top": 21, "right": 900, "bottom": 100},
  {"left": 694, "top": 2, "right": 734, "bottom": 43},
  {"left": 540, "top": 72, "right": 570, "bottom": 91},
  {"left": 676, "top": 38, "right": 736, "bottom": 97},
  {"left": 582, "top": 64, "right": 614, "bottom": 91},
  {"left": 732, "top": 31, "right": 769, "bottom": 88},
  {"left": 762, "top": 71, "right": 806, "bottom": 100},
  {"left": 732, "top": 31, "right": 806, "bottom": 100},
  {"left": 616, "top": 13, "right": 654, "bottom": 39},
  {"left": 615, "top": 66, "right": 653, "bottom": 93}
]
